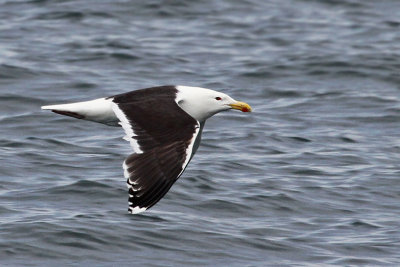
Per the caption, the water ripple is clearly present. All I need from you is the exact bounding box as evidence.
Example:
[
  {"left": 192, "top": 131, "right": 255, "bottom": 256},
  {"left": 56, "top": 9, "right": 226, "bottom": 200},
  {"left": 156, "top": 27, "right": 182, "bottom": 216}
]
[{"left": 1, "top": 0, "right": 400, "bottom": 265}]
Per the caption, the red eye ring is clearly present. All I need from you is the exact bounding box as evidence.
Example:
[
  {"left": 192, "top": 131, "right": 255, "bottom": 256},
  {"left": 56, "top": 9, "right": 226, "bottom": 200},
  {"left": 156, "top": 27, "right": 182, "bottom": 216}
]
[{"left": 215, "top": 97, "right": 222, "bottom": 101}]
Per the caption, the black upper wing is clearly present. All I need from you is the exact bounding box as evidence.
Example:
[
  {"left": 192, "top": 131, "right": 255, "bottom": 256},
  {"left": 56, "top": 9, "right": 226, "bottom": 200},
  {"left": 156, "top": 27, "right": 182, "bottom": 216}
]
[{"left": 110, "top": 86, "right": 200, "bottom": 213}]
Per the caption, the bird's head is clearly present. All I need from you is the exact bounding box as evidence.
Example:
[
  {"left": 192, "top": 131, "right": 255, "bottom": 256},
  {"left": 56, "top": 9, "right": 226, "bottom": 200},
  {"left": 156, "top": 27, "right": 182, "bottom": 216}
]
[{"left": 175, "top": 86, "right": 252, "bottom": 122}]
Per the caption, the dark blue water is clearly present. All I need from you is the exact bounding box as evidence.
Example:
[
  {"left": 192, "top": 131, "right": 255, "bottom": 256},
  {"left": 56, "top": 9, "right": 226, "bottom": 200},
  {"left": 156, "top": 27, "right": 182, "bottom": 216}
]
[{"left": 1, "top": 0, "right": 400, "bottom": 265}]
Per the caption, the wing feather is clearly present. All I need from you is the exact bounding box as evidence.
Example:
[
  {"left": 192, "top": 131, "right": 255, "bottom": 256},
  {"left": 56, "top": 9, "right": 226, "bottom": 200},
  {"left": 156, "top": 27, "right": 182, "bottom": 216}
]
[{"left": 110, "top": 86, "right": 200, "bottom": 213}]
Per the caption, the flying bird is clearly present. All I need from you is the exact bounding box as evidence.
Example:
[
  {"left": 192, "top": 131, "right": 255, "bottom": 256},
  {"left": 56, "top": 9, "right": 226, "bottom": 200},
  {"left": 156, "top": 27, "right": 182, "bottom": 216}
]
[{"left": 41, "top": 85, "right": 252, "bottom": 214}]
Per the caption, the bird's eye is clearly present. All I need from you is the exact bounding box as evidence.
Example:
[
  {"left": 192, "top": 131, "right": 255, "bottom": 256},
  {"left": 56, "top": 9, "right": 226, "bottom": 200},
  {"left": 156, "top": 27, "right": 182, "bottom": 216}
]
[{"left": 215, "top": 97, "right": 222, "bottom": 101}]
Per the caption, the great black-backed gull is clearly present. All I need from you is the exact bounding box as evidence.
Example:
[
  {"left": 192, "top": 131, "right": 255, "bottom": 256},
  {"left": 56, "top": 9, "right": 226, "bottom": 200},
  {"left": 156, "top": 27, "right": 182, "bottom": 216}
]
[{"left": 41, "top": 85, "right": 252, "bottom": 214}]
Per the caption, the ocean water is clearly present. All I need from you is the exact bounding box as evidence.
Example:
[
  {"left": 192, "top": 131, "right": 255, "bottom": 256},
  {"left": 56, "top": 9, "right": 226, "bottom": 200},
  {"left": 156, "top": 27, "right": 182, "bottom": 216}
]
[{"left": 1, "top": 0, "right": 400, "bottom": 265}]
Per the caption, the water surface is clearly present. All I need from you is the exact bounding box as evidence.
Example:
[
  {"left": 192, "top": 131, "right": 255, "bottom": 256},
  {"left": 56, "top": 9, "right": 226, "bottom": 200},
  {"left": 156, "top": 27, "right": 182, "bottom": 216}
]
[{"left": 1, "top": 0, "right": 400, "bottom": 265}]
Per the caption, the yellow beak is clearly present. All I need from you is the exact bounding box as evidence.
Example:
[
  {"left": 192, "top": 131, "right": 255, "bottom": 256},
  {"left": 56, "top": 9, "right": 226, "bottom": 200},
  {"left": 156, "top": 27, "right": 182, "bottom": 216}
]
[{"left": 229, "top": 101, "right": 252, "bottom": 112}]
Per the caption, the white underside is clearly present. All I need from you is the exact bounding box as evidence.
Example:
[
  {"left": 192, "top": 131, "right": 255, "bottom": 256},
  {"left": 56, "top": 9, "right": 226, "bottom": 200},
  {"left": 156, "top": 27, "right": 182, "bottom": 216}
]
[
  {"left": 111, "top": 103, "right": 144, "bottom": 154},
  {"left": 122, "top": 161, "right": 131, "bottom": 181},
  {"left": 41, "top": 97, "right": 119, "bottom": 126},
  {"left": 178, "top": 122, "right": 200, "bottom": 178}
]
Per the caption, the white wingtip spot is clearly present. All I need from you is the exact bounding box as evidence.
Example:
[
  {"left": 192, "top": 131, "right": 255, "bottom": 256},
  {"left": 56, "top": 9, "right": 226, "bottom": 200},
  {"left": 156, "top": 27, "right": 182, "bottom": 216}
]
[
  {"left": 131, "top": 186, "right": 141, "bottom": 192},
  {"left": 129, "top": 206, "right": 147, "bottom": 214}
]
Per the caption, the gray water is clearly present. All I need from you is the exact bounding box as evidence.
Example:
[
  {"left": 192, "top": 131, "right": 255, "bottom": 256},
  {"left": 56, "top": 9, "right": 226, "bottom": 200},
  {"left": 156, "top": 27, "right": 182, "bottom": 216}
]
[{"left": 1, "top": 0, "right": 400, "bottom": 266}]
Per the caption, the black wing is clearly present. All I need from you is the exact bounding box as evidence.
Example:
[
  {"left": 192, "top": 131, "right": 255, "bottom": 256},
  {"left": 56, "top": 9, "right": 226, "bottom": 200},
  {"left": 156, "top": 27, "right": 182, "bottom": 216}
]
[{"left": 111, "top": 86, "right": 200, "bottom": 213}]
